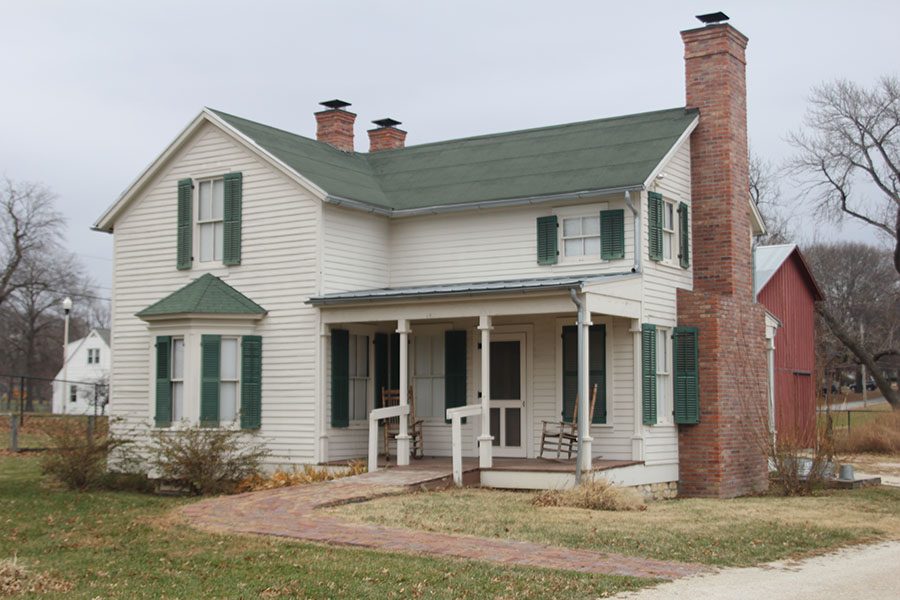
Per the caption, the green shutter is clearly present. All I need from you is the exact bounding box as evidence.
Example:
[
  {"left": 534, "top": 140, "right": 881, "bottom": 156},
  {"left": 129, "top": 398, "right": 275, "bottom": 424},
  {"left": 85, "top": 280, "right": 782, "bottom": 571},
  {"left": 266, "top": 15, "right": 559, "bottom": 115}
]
[
  {"left": 536, "top": 215, "right": 558, "bottom": 265},
  {"left": 373, "top": 333, "right": 388, "bottom": 409},
  {"left": 176, "top": 179, "right": 193, "bottom": 270},
  {"left": 678, "top": 202, "right": 690, "bottom": 269},
  {"left": 200, "top": 335, "right": 221, "bottom": 427},
  {"left": 331, "top": 329, "right": 349, "bottom": 428},
  {"left": 241, "top": 335, "right": 262, "bottom": 429},
  {"left": 648, "top": 192, "right": 663, "bottom": 262},
  {"left": 561, "top": 325, "right": 606, "bottom": 424},
  {"left": 223, "top": 172, "right": 242, "bottom": 266},
  {"left": 673, "top": 327, "right": 700, "bottom": 424},
  {"left": 641, "top": 324, "right": 657, "bottom": 425},
  {"left": 154, "top": 336, "right": 172, "bottom": 427},
  {"left": 444, "top": 330, "right": 467, "bottom": 422},
  {"left": 600, "top": 209, "right": 625, "bottom": 260}
]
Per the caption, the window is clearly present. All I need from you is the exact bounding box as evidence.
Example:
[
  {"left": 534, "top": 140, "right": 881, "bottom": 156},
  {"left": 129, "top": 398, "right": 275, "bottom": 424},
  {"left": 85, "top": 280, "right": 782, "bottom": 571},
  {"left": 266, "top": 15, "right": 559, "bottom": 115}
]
[
  {"left": 656, "top": 328, "right": 671, "bottom": 423},
  {"left": 197, "top": 178, "right": 224, "bottom": 263},
  {"left": 219, "top": 337, "right": 239, "bottom": 423},
  {"left": 662, "top": 201, "right": 675, "bottom": 261},
  {"left": 413, "top": 333, "right": 445, "bottom": 419},
  {"left": 87, "top": 348, "right": 100, "bottom": 364},
  {"left": 562, "top": 215, "right": 601, "bottom": 258},
  {"left": 171, "top": 337, "right": 185, "bottom": 422},
  {"left": 348, "top": 334, "right": 369, "bottom": 421},
  {"left": 69, "top": 384, "right": 78, "bottom": 403}
]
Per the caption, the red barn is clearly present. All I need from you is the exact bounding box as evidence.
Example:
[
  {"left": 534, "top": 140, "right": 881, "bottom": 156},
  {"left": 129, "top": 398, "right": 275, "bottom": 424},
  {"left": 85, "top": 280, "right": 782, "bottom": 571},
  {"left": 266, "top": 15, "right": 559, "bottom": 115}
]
[{"left": 754, "top": 245, "right": 825, "bottom": 446}]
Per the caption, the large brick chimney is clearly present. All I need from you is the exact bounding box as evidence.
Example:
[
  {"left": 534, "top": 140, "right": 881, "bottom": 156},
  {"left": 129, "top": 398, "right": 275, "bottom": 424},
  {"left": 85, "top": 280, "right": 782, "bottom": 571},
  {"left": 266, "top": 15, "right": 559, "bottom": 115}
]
[
  {"left": 315, "top": 99, "right": 356, "bottom": 152},
  {"left": 368, "top": 118, "right": 407, "bottom": 152},
  {"left": 676, "top": 16, "right": 770, "bottom": 498}
]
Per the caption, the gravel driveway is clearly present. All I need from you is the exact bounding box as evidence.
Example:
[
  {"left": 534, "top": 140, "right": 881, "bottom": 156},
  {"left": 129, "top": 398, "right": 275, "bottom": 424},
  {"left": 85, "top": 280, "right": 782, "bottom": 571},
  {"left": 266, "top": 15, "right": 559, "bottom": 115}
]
[{"left": 614, "top": 541, "right": 900, "bottom": 600}]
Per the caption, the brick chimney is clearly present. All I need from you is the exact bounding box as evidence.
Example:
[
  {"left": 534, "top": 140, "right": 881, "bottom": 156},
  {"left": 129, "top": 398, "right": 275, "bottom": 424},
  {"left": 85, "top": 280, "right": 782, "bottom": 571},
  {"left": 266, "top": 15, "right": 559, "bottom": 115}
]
[
  {"left": 368, "top": 118, "right": 407, "bottom": 152},
  {"left": 676, "top": 14, "right": 769, "bottom": 498},
  {"left": 315, "top": 99, "right": 356, "bottom": 152}
]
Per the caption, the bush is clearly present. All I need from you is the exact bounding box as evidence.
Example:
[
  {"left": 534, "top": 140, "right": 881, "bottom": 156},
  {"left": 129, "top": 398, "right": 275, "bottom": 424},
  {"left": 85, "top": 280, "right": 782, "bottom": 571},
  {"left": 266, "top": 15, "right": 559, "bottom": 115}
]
[
  {"left": 38, "top": 416, "right": 129, "bottom": 490},
  {"left": 150, "top": 426, "right": 269, "bottom": 495},
  {"left": 236, "top": 460, "right": 366, "bottom": 492},
  {"left": 769, "top": 426, "right": 835, "bottom": 496},
  {"left": 833, "top": 411, "right": 900, "bottom": 455},
  {"left": 533, "top": 478, "right": 646, "bottom": 511}
]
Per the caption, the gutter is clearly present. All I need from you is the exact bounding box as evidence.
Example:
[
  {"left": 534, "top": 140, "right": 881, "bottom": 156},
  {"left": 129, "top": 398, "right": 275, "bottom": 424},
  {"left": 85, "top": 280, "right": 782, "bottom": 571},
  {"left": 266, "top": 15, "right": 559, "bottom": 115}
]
[
  {"left": 325, "top": 184, "right": 644, "bottom": 219},
  {"left": 624, "top": 190, "right": 641, "bottom": 274}
]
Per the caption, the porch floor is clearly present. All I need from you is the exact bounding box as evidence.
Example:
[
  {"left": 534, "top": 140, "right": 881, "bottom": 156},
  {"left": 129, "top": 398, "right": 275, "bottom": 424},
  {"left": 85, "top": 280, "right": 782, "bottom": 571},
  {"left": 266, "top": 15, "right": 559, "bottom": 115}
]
[{"left": 325, "top": 456, "right": 642, "bottom": 473}]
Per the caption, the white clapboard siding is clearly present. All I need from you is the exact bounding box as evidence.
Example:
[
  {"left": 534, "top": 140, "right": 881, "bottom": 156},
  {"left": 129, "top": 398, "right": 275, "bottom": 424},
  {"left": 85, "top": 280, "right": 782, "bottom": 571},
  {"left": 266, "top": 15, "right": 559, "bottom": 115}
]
[
  {"left": 322, "top": 205, "right": 390, "bottom": 294},
  {"left": 642, "top": 138, "right": 693, "bottom": 327},
  {"left": 110, "top": 122, "right": 322, "bottom": 465},
  {"left": 387, "top": 194, "right": 635, "bottom": 288}
]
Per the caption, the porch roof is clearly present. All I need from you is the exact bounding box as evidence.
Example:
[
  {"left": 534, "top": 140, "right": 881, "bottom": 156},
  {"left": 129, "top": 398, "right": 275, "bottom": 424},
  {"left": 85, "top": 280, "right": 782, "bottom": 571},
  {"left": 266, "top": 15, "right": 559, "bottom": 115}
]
[{"left": 307, "top": 272, "right": 635, "bottom": 306}]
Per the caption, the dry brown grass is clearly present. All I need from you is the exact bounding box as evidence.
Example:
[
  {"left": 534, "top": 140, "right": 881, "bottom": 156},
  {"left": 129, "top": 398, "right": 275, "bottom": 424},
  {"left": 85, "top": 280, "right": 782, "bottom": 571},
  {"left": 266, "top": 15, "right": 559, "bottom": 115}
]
[
  {"left": 841, "top": 453, "right": 900, "bottom": 477},
  {"left": 236, "top": 460, "right": 367, "bottom": 492},
  {"left": 533, "top": 478, "right": 646, "bottom": 512},
  {"left": 0, "top": 556, "right": 72, "bottom": 596},
  {"left": 833, "top": 411, "right": 900, "bottom": 454}
]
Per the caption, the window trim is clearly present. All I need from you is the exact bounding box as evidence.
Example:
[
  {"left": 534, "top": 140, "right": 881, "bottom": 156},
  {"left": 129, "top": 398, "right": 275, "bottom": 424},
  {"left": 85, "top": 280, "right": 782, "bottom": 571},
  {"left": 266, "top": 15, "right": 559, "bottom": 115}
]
[
  {"left": 342, "top": 324, "right": 377, "bottom": 427},
  {"left": 170, "top": 336, "right": 185, "bottom": 423},
  {"left": 195, "top": 177, "right": 226, "bottom": 264},
  {"left": 656, "top": 327, "right": 673, "bottom": 425},
  {"left": 218, "top": 336, "right": 241, "bottom": 425},
  {"left": 347, "top": 332, "right": 370, "bottom": 423},
  {"left": 662, "top": 200, "right": 676, "bottom": 262},
  {"left": 410, "top": 323, "right": 453, "bottom": 423}
]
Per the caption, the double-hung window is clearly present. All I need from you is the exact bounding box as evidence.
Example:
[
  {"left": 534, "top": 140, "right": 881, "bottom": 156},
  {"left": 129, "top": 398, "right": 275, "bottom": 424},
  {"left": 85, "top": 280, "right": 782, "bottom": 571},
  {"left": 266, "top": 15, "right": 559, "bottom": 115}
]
[
  {"left": 348, "top": 334, "right": 369, "bottom": 421},
  {"left": 656, "top": 328, "right": 671, "bottom": 423},
  {"left": 197, "top": 179, "right": 225, "bottom": 263},
  {"left": 171, "top": 337, "right": 185, "bottom": 421},
  {"left": 219, "top": 337, "right": 240, "bottom": 423},
  {"left": 69, "top": 384, "right": 78, "bottom": 403},
  {"left": 413, "top": 333, "right": 445, "bottom": 419},
  {"left": 662, "top": 201, "right": 676, "bottom": 261},
  {"left": 562, "top": 215, "right": 601, "bottom": 258}
]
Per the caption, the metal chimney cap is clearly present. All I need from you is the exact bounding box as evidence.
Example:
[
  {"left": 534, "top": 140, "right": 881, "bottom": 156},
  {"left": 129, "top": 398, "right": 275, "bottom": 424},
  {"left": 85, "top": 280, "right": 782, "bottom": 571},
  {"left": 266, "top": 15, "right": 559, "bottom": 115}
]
[
  {"left": 372, "top": 118, "right": 402, "bottom": 128},
  {"left": 696, "top": 11, "right": 729, "bottom": 25},
  {"left": 319, "top": 99, "right": 352, "bottom": 110}
]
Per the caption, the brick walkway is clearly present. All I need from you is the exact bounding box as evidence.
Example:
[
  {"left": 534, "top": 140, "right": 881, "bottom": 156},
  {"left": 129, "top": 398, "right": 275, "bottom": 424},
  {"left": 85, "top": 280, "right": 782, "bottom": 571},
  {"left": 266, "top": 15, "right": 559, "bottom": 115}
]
[{"left": 181, "top": 471, "right": 710, "bottom": 581}]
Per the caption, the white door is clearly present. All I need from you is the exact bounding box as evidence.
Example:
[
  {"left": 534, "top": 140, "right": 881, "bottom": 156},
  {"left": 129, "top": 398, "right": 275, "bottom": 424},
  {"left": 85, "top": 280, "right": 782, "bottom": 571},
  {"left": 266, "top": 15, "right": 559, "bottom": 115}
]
[{"left": 489, "top": 334, "right": 526, "bottom": 457}]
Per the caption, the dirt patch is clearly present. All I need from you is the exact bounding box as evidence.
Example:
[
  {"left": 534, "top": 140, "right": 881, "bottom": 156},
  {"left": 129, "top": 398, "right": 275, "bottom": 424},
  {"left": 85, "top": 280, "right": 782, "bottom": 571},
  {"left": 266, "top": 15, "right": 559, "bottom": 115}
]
[{"left": 843, "top": 454, "right": 900, "bottom": 477}]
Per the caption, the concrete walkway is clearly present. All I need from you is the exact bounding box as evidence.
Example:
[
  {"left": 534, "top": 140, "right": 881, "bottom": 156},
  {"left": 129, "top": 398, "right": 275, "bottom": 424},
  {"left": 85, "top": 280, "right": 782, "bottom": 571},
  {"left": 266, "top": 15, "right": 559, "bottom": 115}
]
[
  {"left": 614, "top": 541, "right": 900, "bottom": 599},
  {"left": 181, "top": 469, "right": 709, "bottom": 581}
]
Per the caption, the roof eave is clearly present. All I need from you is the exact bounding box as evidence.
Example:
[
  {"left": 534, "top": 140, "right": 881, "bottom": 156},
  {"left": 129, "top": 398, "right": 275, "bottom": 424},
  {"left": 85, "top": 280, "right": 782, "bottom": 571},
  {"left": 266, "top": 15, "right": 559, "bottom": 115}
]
[
  {"left": 642, "top": 112, "right": 700, "bottom": 189},
  {"left": 137, "top": 311, "right": 267, "bottom": 322}
]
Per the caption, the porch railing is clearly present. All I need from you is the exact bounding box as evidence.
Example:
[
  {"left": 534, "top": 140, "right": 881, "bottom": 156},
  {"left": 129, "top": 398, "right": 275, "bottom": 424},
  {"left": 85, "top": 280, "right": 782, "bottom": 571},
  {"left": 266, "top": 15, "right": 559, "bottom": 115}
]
[
  {"left": 446, "top": 405, "right": 483, "bottom": 486},
  {"left": 367, "top": 404, "right": 409, "bottom": 472}
]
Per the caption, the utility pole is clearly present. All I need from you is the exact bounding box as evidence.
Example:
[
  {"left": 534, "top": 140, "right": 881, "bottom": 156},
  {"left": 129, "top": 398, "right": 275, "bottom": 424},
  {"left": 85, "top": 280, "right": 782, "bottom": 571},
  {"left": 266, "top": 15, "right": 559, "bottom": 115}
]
[
  {"left": 860, "top": 322, "right": 867, "bottom": 408},
  {"left": 61, "top": 297, "right": 72, "bottom": 415}
]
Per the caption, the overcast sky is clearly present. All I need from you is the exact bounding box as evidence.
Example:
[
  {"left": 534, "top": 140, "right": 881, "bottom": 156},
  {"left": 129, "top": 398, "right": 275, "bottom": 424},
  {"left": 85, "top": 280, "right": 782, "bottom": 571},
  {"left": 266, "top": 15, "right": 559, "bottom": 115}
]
[{"left": 2, "top": 1, "right": 899, "bottom": 299}]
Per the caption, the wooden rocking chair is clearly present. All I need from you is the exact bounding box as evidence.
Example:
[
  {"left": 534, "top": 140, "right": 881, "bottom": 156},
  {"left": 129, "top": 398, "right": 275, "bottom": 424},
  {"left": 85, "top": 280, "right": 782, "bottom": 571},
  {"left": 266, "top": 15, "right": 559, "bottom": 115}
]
[
  {"left": 539, "top": 383, "right": 598, "bottom": 459},
  {"left": 381, "top": 387, "right": 425, "bottom": 460}
]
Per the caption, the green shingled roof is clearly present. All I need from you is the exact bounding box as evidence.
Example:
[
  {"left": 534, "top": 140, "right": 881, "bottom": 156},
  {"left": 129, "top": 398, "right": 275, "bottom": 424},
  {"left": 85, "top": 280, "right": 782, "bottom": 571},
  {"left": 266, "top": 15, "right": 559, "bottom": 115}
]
[
  {"left": 137, "top": 274, "right": 266, "bottom": 318},
  {"left": 210, "top": 106, "right": 698, "bottom": 212}
]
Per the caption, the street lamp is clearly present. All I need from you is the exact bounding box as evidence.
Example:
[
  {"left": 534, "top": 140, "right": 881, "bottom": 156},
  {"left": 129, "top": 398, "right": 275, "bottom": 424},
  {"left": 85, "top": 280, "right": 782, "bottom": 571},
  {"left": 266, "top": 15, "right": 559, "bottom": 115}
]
[{"left": 62, "top": 297, "right": 72, "bottom": 415}]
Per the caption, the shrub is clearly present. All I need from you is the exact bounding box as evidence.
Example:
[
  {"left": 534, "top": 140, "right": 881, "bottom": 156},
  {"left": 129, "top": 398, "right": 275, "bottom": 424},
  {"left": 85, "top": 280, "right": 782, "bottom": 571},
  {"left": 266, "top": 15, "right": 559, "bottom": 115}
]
[
  {"left": 833, "top": 411, "right": 900, "bottom": 455},
  {"left": 150, "top": 426, "right": 269, "bottom": 495},
  {"left": 38, "top": 416, "right": 129, "bottom": 490},
  {"left": 769, "top": 425, "right": 835, "bottom": 496},
  {"left": 533, "top": 478, "right": 646, "bottom": 511},
  {"left": 236, "top": 460, "right": 367, "bottom": 492}
]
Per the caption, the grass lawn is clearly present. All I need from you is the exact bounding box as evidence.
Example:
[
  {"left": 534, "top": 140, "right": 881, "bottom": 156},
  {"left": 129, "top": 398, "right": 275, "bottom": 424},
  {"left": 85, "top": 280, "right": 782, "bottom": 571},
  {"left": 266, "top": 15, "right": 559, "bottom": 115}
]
[
  {"left": 0, "top": 454, "right": 650, "bottom": 599},
  {"left": 330, "top": 485, "right": 900, "bottom": 568}
]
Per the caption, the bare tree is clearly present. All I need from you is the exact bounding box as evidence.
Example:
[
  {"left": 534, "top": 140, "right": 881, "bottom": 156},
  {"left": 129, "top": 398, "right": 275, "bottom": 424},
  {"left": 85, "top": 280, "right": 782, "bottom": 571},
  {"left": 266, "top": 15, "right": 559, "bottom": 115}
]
[
  {"left": 0, "top": 178, "right": 64, "bottom": 307},
  {"left": 788, "top": 77, "right": 900, "bottom": 274},
  {"left": 750, "top": 151, "right": 794, "bottom": 245},
  {"left": 805, "top": 242, "right": 900, "bottom": 409}
]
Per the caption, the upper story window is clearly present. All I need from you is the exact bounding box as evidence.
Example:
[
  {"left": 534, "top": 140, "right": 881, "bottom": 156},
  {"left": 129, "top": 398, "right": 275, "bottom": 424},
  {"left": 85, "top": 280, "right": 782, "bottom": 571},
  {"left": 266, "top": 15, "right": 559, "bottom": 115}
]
[
  {"left": 86, "top": 348, "right": 100, "bottom": 364},
  {"left": 562, "top": 216, "right": 601, "bottom": 258},
  {"left": 197, "top": 179, "right": 225, "bottom": 263},
  {"left": 662, "top": 200, "right": 675, "bottom": 261}
]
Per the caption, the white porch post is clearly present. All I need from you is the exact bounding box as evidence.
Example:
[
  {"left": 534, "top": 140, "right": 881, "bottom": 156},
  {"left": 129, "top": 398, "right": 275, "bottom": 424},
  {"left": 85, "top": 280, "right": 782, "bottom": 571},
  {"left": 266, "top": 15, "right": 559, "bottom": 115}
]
[
  {"left": 478, "top": 315, "right": 493, "bottom": 468},
  {"left": 396, "top": 318, "right": 411, "bottom": 466},
  {"left": 630, "top": 319, "right": 645, "bottom": 461},
  {"left": 577, "top": 300, "right": 593, "bottom": 474}
]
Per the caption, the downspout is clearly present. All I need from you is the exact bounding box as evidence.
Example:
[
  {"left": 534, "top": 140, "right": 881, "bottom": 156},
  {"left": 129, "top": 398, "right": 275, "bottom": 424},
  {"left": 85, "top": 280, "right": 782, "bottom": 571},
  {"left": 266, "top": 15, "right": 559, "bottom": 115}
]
[
  {"left": 624, "top": 190, "right": 641, "bottom": 274},
  {"left": 569, "top": 288, "right": 589, "bottom": 484}
]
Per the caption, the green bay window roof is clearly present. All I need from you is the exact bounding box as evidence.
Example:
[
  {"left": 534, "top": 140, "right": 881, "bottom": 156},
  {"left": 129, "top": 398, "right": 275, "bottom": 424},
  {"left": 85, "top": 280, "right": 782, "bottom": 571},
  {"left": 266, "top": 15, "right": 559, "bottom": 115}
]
[
  {"left": 137, "top": 273, "right": 266, "bottom": 319},
  {"left": 210, "top": 106, "right": 698, "bottom": 213}
]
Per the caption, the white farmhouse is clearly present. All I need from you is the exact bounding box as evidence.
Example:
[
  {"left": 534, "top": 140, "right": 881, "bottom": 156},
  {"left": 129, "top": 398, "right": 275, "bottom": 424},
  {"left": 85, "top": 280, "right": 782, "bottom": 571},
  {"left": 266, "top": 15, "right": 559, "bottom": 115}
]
[
  {"left": 52, "top": 328, "right": 110, "bottom": 415},
  {"left": 93, "top": 18, "right": 772, "bottom": 497}
]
